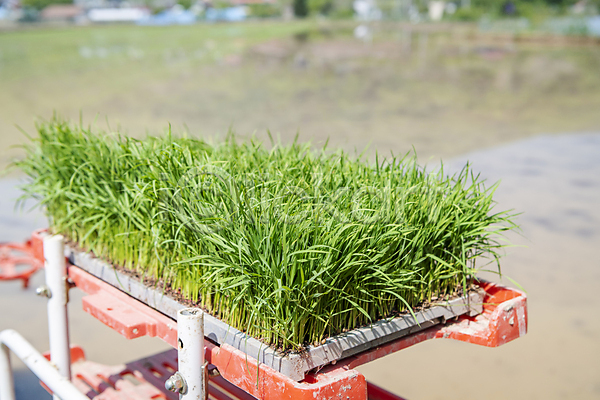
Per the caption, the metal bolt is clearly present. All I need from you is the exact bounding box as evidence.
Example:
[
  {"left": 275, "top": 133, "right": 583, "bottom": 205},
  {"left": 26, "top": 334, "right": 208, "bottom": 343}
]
[
  {"left": 165, "top": 372, "right": 187, "bottom": 394},
  {"left": 35, "top": 285, "right": 52, "bottom": 298}
]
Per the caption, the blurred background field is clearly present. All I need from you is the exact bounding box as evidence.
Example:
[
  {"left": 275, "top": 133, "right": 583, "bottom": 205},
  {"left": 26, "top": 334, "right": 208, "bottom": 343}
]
[
  {"left": 1, "top": 4, "right": 600, "bottom": 400},
  {"left": 1, "top": 20, "right": 600, "bottom": 169}
]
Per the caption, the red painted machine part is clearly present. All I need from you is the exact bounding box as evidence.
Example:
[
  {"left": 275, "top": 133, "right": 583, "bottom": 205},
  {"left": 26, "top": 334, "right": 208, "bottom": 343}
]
[
  {"left": 38, "top": 345, "right": 402, "bottom": 400},
  {"left": 41, "top": 346, "right": 258, "bottom": 400},
  {"left": 0, "top": 241, "right": 43, "bottom": 288},
  {"left": 29, "top": 231, "right": 528, "bottom": 400},
  {"left": 66, "top": 265, "right": 527, "bottom": 400}
]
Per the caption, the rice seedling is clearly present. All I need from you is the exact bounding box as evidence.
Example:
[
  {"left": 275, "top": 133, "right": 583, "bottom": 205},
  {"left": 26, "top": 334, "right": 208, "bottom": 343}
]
[{"left": 14, "top": 118, "right": 517, "bottom": 350}]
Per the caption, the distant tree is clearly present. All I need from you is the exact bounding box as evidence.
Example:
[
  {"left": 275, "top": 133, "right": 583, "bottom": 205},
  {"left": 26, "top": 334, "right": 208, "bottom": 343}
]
[
  {"left": 293, "top": 0, "right": 308, "bottom": 17},
  {"left": 177, "top": 0, "right": 192, "bottom": 8},
  {"left": 544, "top": 0, "right": 577, "bottom": 5},
  {"left": 21, "top": 0, "right": 71, "bottom": 10},
  {"left": 248, "top": 2, "right": 282, "bottom": 17},
  {"left": 308, "top": 0, "right": 333, "bottom": 15}
]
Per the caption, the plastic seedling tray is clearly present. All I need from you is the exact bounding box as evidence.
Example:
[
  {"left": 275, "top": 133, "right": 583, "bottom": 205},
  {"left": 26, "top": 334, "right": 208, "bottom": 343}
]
[{"left": 63, "top": 242, "right": 484, "bottom": 381}]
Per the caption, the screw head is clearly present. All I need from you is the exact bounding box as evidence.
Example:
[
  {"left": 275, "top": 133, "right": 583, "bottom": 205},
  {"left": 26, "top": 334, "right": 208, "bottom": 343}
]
[
  {"left": 165, "top": 372, "right": 186, "bottom": 393},
  {"left": 36, "top": 285, "right": 52, "bottom": 298}
]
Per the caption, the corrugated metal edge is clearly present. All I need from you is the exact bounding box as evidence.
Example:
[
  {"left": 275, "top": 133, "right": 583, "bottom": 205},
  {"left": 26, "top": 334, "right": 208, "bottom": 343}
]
[{"left": 64, "top": 244, "right": 483, "bottom": 381}]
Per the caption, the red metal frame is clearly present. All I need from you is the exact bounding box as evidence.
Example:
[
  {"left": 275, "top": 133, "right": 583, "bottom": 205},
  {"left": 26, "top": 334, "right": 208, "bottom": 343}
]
[
  {"left": 41, "top": 346, "right": 258, "bottom": 400},
  {"left": 0, "top": 241, "right": 43, "bottom": 288},
  {"left": 22, "top": 232, "right": 527, "bottom": 400},
  {"left": 67, "top": 264, "right": 527, "bottom": 400},
  {"left": 39, "top": 346, "right": 404, "bottom": 400}
]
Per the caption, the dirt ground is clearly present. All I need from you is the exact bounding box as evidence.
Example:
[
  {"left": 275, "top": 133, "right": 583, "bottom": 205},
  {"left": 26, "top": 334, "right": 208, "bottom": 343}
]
[{"left": 1, "top": 21, "right": 600, "bottom": 399}]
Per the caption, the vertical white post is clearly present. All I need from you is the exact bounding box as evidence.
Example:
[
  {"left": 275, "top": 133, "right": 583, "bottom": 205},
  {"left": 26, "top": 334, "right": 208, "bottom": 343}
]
[
  {"left": 43, "top": 235, "right": 71, "bottom": 400},
  {"left": 178, "top": 308, "right": 205, "bottom": 400},
  {"left": 0, "top": 343, "right": 16, "bottom": 400}
]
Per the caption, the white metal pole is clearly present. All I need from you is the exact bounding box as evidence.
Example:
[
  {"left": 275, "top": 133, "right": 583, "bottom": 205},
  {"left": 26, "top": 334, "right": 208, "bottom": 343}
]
[
  {"left": 0, "top": 330, "right": 87, "bottom": 400},
  {"left": 43, "top": 235, "right": 71, "bottom": 400},
  {"left": 178, "top": 308, "right": 205, "bottom": 400},
  {"left": 0, "top": 343, "right": 15, "bottom": 400}
]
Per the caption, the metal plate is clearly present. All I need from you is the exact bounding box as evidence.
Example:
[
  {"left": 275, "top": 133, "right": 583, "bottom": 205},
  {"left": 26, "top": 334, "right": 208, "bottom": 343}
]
[{"left": 64, "top": 243, "right": 483, "bottom": 381}]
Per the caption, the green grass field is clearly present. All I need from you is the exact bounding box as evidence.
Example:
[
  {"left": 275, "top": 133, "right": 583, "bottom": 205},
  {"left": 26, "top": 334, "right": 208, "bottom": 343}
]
[{"left": 2, "top": 21, "right": 600, "bottom": 171}]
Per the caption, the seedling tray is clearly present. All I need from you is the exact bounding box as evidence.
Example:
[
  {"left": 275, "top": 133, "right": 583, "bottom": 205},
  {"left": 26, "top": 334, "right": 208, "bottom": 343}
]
[{"left": 64, "top": 242, "right": 484, "bottom": 381}]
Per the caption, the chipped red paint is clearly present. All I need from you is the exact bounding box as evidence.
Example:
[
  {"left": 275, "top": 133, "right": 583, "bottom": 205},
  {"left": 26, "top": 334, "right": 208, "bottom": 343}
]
[
  {"left": 437, "top": 280, "right": 528, "bottom": 347},
  {"left": 341, "top": 280, "right": 527, "bottom": 371}
]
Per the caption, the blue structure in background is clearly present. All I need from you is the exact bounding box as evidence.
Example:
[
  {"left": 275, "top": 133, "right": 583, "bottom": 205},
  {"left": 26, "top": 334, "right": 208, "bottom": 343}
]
[
  {"left": 205, "top": 6, "right": 246, "bottom": 22},
  {"left": 137, "top": 8, "right": 196, "bottom": 25},
  {"left": 588, "top": 16, "right": 600, "bottom": 37},
  {"left": 136, "top": 4, "right": 246, "bottom": 24}
]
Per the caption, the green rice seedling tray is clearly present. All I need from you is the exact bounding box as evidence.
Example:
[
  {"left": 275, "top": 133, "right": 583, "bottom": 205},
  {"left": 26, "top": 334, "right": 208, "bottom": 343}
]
[
  {"left": 63, "top": 241, "right": 484, "bottom": 381},
  {"left": 19, "top": 121, "right": 511, "bottom": 382}
]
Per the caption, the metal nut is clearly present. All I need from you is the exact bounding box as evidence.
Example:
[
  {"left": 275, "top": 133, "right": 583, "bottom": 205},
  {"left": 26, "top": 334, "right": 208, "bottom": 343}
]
[
  {"left": 165, "top": 372, "right": 187, "bottom": 394},
  {"left": 35, "top": 285, "right": 52, "bottom": 298}
]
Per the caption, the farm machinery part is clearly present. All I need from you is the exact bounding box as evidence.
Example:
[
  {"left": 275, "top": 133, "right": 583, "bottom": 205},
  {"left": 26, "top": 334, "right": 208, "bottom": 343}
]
[{"left": 0, "top": 234, "right": 528, "bottom": 400}]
